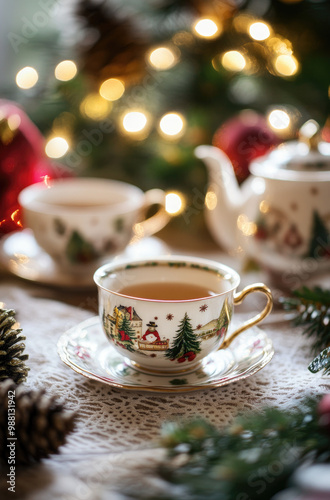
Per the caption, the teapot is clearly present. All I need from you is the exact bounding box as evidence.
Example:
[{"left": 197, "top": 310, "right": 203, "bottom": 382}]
[{"left": 196, "top": 134, "right": 330, "bottom": 282}]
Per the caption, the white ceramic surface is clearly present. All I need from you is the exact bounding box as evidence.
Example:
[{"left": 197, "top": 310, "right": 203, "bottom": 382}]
[
  {"left": 0, "top": 229, "right": 170, "bottom": 288},
  {"left": 196, "top": 141, "right": 330, "bottom": 276},
  {"left": 94, "top": 256, "right": 272, "bottom": 373},
  {"left": 18, "top": 178, "right": 169, "bottom": 271},
  {"left": 57, "top": 316, "right": 274, "bottom": 393}
]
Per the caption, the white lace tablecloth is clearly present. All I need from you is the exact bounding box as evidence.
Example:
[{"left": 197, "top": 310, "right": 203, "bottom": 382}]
[{"left": 0, "top": 266, "right": 330, "bottom": 499}]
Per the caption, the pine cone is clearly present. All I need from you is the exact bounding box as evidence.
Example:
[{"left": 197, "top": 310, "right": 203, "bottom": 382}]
[
  {"left": 0, "top": 379, "right": 76, "bottom": 465},
  {"left": 77, "top": 0, "right": 149, "bottom": 86},
  {"left": 0, "top": 308, "right": 29, "bottom": 384}
]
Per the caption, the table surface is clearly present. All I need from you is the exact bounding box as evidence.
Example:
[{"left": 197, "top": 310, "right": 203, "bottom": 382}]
[{"left": 0, "top": 227, "right": 329, "bottom": 500}]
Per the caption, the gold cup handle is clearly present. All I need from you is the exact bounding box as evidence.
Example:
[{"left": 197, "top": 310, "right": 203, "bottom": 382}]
[
  {"left": 221, "top": 283, "right": 273, "bottom": 350},
  {"left": 133, "top": 189, "right": 171, "bottom": 239}
]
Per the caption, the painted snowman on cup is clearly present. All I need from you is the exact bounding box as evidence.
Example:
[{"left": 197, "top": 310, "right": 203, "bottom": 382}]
[{"left": 142, "top": 321, "right": 161, "bottom": 343}]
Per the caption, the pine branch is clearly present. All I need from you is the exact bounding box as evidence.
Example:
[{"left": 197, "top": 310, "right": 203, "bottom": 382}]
[
  {"left": 280, "top": 286, "right": 330, "bottom": 355},
  {"left": 154, "top": 396, "right": 330, "bottom": 500},
  {"left": 309, "top": 347, "right": 330, "bottom": 376}
]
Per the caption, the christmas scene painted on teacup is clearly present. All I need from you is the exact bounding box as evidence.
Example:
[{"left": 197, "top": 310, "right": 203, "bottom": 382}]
[
  {"left": 254, "top": 208, "right": 330, "bottom": 259},
  {"left": 53, "top": 216, "right": 125, "bottom": 264},
  {"left": 102, "top": 299, "right": 232, "bottom": 364}
]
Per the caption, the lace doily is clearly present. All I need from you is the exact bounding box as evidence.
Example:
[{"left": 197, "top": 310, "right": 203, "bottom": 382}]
[{"left": 0, "top": 280, "right": 329, "bottom": 499}]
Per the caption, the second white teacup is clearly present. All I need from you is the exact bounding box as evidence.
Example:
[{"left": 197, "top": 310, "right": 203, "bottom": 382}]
[{"left": 18, "top": 178, "right": 169, "bottom": 270}]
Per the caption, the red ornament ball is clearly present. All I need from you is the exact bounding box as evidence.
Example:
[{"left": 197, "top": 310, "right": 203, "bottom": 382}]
[
  {"left": 0, "top": 100, "right": 69, "bottom": 236},
  {"left": 212, "top": 111, "right": 280, "bottom": 184}
]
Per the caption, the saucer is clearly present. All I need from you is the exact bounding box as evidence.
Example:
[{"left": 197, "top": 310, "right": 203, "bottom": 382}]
[
  {"left": 0, "top": 229, "right": 170, "bottom": 288},
  {"left": 57, "top": 316, "right": 274, "bottom": 393}
]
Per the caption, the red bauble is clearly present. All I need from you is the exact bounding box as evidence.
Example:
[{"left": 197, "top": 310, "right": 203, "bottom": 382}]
[
  {"left": 212, "top": 111, "right": 280, "bottom": 184},
  {"left": 0, "top": 100, "right": 69, "bottom": 236}
]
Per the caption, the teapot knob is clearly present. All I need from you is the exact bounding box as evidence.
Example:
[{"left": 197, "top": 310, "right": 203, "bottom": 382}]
[{"left": 299, "top": 119, "right": 321, "bottom": 151}]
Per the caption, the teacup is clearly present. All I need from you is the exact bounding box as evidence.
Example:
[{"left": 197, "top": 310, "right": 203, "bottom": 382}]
[
  {"left": 94, "top": 256, "right": 273, "bottom": 374},
  {"left": 18, "top": 178, "right": 169, "bottom": 271}
]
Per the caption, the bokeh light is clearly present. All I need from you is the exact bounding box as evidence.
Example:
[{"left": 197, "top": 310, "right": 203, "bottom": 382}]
[
  {"left": 193, "top": 18, "right": 220, "bottom": 39},
  {"left": 159, "top": 113, "right": 186, "bottom": 138},
  {"left": 268, "top": 109, "right": 291, "bottom": 130},
  {"left": 54, "top": 60, "right": 77, "bottom": 81},
  {"left": 222, "top": 51, "right": 246, "bottom": 71},
  {"left": 249, "top": 22, "right": 270, "bottom": 41},
  {"left": 45, "top": 137, "right": 69, "bottom": 158},
  {"left": 16, "top": 67, "right": 38, "bottom": 89},
  {"left": 122, "top": 111, "right": 148, "bottom": 133},
  {"left": 274, "top": 54, "right": 298, "bottom": 76},
  {"left": 99, "top": 78, "right": 125, "bottom": 101},
  {"left": 80, "top": 93, "right": 112, "bottom": 120},
  {"left": 149, "top": 47, "right": 177, "bottom": 70},
  {"left": 165, "top": 192, "right": 184, "bottom": 215}
]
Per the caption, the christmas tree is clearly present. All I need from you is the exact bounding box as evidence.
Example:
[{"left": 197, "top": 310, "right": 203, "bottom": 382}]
[
  {"left": 217, "top": 298, "right": 231, "bottom": 335},
  {"left": 2, "top": 0, "right": 330, "bottom": 234},
  {"left": 116, "top": 313, "right": 136, "bottom": 353},
  {"left": 166, "top": 313, "right": 201, "bottom": 363},
  {"left": 306, "top": 211, "right": 330, "bottom": 259}
]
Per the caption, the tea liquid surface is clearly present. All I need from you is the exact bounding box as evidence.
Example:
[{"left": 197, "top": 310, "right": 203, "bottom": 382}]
[{"left": 118, "top": 282, "right": 217, "bottom": 300}]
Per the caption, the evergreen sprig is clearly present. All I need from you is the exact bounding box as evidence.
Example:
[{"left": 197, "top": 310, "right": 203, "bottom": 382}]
[
  {"left": 155, "top": 396, "right": 330, "bottom": 500},
  {"left": 280, "top": 286, "right": 330, "bottom": 355}
]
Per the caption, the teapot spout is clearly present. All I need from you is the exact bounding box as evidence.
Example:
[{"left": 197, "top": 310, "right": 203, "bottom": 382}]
[
  {"left": 195, "top": 145, "right": 242, "bottom": 205},
  {"left": 195, "top": 145, "right": 246, "bottom": 251}
]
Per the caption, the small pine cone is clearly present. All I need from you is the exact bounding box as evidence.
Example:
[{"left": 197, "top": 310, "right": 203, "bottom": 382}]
[
  {"left": 0, "top": 308, "right": 29, "bottom": 384},
  {"left": 0, "top": 379, "right": 76, "bottom": 465}
]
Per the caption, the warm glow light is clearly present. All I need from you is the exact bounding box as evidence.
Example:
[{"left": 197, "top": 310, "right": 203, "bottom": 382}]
[
  {"left": 221, "top": 51, "right": 246, "bottom": 72},
  {"left": 259, "top": 200, "right": 269, "bottom": 213},
  {"left": 122, "top": 111, "right": 148, "bottom": 133},
  {"left": 274, "top": 54, "right": 298, "bottom": 76},
  {"left": 159, "top": 113, "right": 185, "bottom": 138},
  {"left": 54, "top": 60, "right": 77, "bottom": 81},
  {"left": 165, "top": 192, "right": 184, "bottom": 215},
  {"left": 16, "top": 67, "right": 38, "bottom": 89},
  {"left": 205, "top": 191, "right": 217, "bottom": 210},
  {"left": 80, "top": 93, "right": 112, "bottom": 120},
  {"left": 0, "top": 219, "right": 6, "bottom": 226},
  {"left": 249, "top": 22, "right": 270, "bottom": 41},
  {"left": 99, "top": 78, "right": 125, "bottom": 101},
  {"left": 149, "top": 47, "right": 177, "bottom": 70},
  {"left": 41, "top": 175, "right": 51, "bottom": 187},
  {"left": 45, "top": 137, "right": 69, "bottom": 158},
  {"left": 11, "top": 209, "right": 23, "bottom": 228},
  {"left": 193, "top": 18, "right": 220, "bottom": 38},
  {"left": 268, "top": 109, "right": 291, "bottom": 130},
  {"left": 237, "top": 214, "right": 257, "bottom": 236}
]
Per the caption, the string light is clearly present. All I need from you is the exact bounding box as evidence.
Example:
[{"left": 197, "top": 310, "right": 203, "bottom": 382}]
[
  {"left": 159, "top": 113, "right": 186, "bottom": 138},
  {"left": 221, "top": 51, "right": 246, "bottom": 72},
  {"left": 16, "top": 67, "right": 38, "bottom": 89},
  {"left": 99, "top": 78, "right": 125, "bottom": 101},
  {"left": 54, "top": 60, "right": 77, "bottom": 81},
  {"left": 80, "top": 93, "right": 112, "bottom": 120},
  {"left": 249, "top": 22, "right": 271, "bottom": 41},
  {"left": 274, "top": 54, "right": 298, "bottom": 76},
  {"left": 268, "top": 109, "right": 291, "bottom": 130},
  {"left": 193, "top": 18, "right": 220, "bottom": 39},
  {"left": 10, "top": 209, "right": 23, "bottom": 228},
  {"left": 165, "top": 192, "right": 185, "bottom": 215},
  {"left": 148, "top": 47, "right": 178, "bottom": 70},
  {"left": 122, "top": 110, "right": 149, "bottom": 135},
  {"left": 45, "top": 137, "right": 69, "bottom": 158}
]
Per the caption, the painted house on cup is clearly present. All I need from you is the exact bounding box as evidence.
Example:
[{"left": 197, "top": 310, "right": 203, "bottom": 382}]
[{"left": 103, "top": 305, "right": 143, "bottom": 340}]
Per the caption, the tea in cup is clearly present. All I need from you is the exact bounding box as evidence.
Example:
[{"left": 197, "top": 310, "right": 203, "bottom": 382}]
[
  {"left": 94, "top": 256, "right": 273, "bottom": 374},
  {"left": 18, "top": 178, "right": 169, "bottom": 271}
]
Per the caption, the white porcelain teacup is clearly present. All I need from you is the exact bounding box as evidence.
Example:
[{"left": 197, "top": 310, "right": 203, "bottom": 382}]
[
  {"left": 94, "top": 256, "right": 273, "bottom": 374},
  {"left": 18, "top": 178, "right": 169, "bottom": 271}
]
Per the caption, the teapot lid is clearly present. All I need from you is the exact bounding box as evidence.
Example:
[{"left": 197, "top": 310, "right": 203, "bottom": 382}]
[{"left": 250, "top": 140, "right": 330, "bottom": 182}]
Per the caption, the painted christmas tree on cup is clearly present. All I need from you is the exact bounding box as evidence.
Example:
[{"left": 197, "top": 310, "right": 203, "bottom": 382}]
[
  {"left": 116, "top": 313, "right": 136, "bottom": 352},
  {"left": 165, "top": 313, "right": 202, "bottom": 363}
]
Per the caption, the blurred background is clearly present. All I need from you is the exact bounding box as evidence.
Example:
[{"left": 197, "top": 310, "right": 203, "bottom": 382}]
[{"left": 1, "top": 0, "right": 330, "bottom": 239}]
